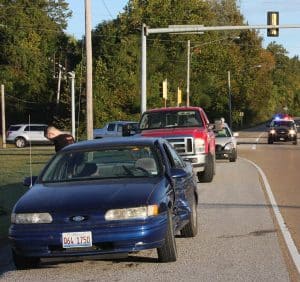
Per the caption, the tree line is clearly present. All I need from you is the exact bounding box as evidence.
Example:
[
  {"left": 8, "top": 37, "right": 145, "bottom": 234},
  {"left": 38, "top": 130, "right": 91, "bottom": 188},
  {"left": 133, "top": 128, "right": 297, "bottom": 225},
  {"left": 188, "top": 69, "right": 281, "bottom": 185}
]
[{"left": 1, "top": 0, "right": 300, "bottom": 137}]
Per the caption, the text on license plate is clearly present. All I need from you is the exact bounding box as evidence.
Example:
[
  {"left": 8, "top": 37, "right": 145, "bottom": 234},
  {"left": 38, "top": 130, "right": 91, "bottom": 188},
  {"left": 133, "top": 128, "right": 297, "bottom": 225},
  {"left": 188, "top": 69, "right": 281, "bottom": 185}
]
[{"left": 62, "top": 231, "right": 92, "bottom": 248}]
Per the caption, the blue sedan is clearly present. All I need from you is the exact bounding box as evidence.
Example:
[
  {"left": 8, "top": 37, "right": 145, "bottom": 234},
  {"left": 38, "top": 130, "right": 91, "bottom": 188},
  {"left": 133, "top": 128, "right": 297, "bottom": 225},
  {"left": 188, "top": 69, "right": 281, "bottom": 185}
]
[{"left": 9, "top": 137, "right": 198, "bottom": 268}]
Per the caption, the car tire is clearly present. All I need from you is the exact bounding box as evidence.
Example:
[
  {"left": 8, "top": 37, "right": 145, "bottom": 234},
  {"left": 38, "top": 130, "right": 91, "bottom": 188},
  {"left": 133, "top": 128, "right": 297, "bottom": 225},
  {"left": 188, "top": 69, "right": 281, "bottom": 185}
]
[
  {"left": 198, "top": 153, "right": 214, "bottom": 183},
  {"left": 12, "top": 250, "right": 40, "bottom": 269},
  {"left": 293, "top": 139, "right": 298, "bottom": 145},
  {"left": 229, "top": 149, "right": 237, "bottom": 162},
  {"left": 268, "top": 138, "right": 273, "bottom": 144},
  {"left": 180, "top": 196, "right": 198, "bottom": 237},
  {"left": 15, "top": 137, "right": 26, "bottom": 148},
  {"left": 157, "top": 211, "right": 177, "bottom": 263}
]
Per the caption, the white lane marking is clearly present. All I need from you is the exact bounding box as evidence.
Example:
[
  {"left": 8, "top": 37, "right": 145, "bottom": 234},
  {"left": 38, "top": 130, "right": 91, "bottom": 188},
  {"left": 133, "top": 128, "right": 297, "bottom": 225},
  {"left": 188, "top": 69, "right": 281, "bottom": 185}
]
[
  {"left": 252, "top": 132, "right": 265, "bottom": 150},
  {"left": 242, "top": 157, "right": 300, "bottom": 274}
]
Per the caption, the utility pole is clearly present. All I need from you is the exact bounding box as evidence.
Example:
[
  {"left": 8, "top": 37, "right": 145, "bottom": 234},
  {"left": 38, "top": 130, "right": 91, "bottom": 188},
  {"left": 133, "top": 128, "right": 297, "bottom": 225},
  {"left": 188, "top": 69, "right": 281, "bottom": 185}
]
[
  {"left": 1, "top": 84, "right": 6, "bottom": 148},
  {"left": 56, "top": 65, "right": 62, "bottom": 104},
  {"left": 228, "top": 71, "right": 232, "bottom": 129},
  {"left": 69, "top": 72, "right": 76, "bottom": 138},
  {"left": 186, "top": 40, "right": 190, "bottom": 107},
  {"left": 85, "top": 0, "right": 93, "bottom": 140}
]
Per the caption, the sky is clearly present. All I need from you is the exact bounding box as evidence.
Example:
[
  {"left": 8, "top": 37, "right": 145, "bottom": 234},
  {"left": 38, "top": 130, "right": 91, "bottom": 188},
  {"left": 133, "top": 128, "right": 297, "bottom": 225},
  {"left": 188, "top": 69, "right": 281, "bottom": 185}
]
[{"left": 66, "top": 0, "right": 300, "bottom": 57}]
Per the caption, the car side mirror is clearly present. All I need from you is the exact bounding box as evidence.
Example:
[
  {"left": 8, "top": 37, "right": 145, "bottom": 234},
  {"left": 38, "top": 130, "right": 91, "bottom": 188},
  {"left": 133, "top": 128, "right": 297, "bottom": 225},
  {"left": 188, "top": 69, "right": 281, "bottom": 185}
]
[
  {"left": 23, "top": 176, "right": 38, "bottom": 187},
  {"left": 170, "top": 168, "right": 187, "bottom": 179}
]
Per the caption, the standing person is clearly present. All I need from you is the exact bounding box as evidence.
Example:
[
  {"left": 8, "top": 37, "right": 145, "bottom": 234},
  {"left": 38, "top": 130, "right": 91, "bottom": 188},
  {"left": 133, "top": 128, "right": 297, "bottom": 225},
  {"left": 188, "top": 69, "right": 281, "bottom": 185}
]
[{"left": 44, "top": 126, "right": 74, "bottom": 152}]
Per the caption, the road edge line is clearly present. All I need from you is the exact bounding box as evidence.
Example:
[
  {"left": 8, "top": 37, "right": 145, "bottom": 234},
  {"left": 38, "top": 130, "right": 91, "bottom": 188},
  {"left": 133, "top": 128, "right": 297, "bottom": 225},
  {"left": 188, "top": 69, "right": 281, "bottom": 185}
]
[{"left": 241, "top": 157, "right": 300, "bottom": 274}]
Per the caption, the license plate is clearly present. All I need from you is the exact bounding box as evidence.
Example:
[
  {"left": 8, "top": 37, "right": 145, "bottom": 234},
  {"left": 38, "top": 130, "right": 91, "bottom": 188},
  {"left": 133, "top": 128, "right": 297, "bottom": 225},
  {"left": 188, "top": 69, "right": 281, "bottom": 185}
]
[
  {"left": 62, "top": 231, "right": 92, "bottom": 248},
  {"left": 280, "top": 138, "right": 285, "bottom": 141}
]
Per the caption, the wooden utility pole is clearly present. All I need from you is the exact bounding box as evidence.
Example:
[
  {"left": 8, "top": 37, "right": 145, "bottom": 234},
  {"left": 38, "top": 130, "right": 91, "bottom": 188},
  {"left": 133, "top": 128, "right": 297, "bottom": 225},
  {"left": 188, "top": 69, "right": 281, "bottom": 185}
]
[
  {"left": 1, "top": 84, "right": 6, "bottom": 148},
  {"left": 85, "top": 0, "right": 93, "bottom": 140}
]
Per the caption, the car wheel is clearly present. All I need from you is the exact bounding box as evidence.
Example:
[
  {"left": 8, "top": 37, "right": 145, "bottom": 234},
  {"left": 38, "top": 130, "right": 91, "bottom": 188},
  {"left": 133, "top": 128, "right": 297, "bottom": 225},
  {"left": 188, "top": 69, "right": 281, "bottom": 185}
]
[
  {"left": 12, "top": 250, "right": 40, "bottom": 269},
  {"left": 157, "top": 211, "right": 177, "bottom": 262},
  {"left": 293, "top": 139, "right": 298, "bottom": 145},
  {"left": 267, "top": 138, "right": 273, "bottom": 144},
  {"left": 229, "top": 149, "right": 237, "bottom": 162},
  {"left": 198, "top": 153, "right": 214, "bottom": 183},
  {"left": 15, "top": 137, "right": 26, "bottom": 148},
  {"left": 180, "top": 195, "right": 198, "bottom": 237}
]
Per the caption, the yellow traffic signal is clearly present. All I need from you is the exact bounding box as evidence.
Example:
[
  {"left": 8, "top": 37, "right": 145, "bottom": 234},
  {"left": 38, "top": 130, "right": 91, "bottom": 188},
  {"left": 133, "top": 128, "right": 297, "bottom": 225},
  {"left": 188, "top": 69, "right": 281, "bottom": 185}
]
[
  {"left": 159, "top": 79, "right": 167, "bottom": 99},
  {"left": 177, "top": 87, "right": 182, "bottom": 105},
  {"left": 267, "top": 11, "right": 279, "bottom": 37}
]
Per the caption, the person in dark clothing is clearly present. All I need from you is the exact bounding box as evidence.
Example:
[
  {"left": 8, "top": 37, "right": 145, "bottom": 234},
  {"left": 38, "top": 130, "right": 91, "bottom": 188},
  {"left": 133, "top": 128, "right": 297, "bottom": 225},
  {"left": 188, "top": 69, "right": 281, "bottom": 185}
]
[{"left": 44, "top": 126, "right": 74, "bottom": 152}]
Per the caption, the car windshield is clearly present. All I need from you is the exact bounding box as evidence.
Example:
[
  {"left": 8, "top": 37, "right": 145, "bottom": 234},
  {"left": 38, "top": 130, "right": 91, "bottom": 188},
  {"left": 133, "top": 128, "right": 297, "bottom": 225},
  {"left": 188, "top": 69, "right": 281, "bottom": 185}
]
[
  {"left": 271, "top": 121, "right": 294, "bottom": 127},
  {"left": 140, "top": 110, "right": 203, "bottom": 129},
  {"left": 41, "top": 145, "right": 160, "bottom": 183},
  {"left": 215, "top": 127, "right": 231, "bottom": 138}
]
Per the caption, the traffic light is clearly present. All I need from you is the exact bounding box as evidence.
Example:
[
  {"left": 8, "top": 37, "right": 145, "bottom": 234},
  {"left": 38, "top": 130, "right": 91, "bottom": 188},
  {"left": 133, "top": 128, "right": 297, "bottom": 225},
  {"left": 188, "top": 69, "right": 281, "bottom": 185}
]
[
  {"left": 159, "top": 79, "right": 168, "bottom": 99},
  {"left": 177, "top": 87, "right": 182, "bottom": 105},
  {"left": 267, "top": 11, "right": 279, "bottom": 37}
]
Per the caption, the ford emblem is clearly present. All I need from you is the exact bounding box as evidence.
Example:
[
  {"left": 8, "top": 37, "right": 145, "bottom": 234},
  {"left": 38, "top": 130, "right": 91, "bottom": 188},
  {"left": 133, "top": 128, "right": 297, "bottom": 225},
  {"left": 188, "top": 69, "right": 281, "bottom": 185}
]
[{"left": 71, "top": 216, "right": 86, "bottom": 222}]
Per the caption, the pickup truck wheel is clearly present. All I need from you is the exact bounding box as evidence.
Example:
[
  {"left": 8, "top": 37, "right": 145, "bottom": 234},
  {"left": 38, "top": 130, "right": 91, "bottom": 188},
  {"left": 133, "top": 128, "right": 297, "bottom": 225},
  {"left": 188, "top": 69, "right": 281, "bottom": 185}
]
[
  {"left": 157, "top": 211, "right": 177, "bottom": 262},
  {"left": 180, "top": 195, "right": 197, "bottom": 237},
  {"left": 198, "top": 153, "right": 214, "bottom": 183}
]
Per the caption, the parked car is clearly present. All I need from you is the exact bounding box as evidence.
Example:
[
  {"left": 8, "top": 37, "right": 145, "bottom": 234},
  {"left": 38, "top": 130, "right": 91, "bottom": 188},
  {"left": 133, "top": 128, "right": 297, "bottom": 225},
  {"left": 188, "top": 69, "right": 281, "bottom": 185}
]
[
  {"left": 214, "top": 121, "right": 238, "bottom": 162},
  {"left": 6, "top": 124, "right": 52, "bottom": 148},
  {"left": 9, "top": 137, "right": 198, "bottom": 269},
  {"left": 93, "top": 121, "right": 139, "bottom": 139}
]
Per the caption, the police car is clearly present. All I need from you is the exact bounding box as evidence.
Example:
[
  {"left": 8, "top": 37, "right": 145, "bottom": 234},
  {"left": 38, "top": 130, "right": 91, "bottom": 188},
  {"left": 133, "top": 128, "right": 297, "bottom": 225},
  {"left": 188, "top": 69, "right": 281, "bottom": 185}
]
[{"left": 267, "top": 115, "right": 298, "bottom": 145}]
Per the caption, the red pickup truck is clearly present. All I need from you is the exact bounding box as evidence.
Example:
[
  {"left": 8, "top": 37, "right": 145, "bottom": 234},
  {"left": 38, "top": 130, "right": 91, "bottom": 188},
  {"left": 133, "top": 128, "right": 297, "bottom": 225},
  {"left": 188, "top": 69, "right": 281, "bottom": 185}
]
[{"left": 139, "top": 106, "right": 216, "bottom": 182}]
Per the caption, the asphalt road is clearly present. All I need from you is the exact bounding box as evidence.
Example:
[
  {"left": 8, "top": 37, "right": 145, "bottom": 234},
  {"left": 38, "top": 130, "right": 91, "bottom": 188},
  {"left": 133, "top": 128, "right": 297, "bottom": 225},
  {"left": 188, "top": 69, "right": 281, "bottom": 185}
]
[{"left": 0, "top": 157, "right": 292, "bottom": 281}]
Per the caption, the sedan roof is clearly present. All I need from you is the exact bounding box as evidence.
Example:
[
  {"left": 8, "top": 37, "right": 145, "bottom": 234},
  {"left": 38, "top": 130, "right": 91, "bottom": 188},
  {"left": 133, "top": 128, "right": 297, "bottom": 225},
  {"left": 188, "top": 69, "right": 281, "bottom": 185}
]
[{"left": 61, "top": 136, "right": 162, "bottom": 151}]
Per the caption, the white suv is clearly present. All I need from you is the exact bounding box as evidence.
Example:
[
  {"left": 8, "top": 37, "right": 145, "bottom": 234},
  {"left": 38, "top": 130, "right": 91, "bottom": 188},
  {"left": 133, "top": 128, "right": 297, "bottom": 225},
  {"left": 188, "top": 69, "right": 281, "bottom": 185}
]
[{"left": 6, "top": 124, "right": 52, "bottom": 148}]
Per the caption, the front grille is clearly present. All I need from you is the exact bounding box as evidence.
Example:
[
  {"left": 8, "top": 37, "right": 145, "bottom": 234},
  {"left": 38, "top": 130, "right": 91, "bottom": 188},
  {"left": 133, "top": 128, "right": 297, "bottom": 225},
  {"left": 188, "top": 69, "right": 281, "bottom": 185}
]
[{"left": 166, "top": 137, "right": 194, "bottom": 154}]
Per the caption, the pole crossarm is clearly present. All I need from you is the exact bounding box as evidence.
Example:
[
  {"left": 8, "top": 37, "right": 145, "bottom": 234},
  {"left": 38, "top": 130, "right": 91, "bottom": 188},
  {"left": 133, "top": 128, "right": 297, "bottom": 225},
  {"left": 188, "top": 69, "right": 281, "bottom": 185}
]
[{"left": 146, "top": 24, "right": 300, "bottom": 35}]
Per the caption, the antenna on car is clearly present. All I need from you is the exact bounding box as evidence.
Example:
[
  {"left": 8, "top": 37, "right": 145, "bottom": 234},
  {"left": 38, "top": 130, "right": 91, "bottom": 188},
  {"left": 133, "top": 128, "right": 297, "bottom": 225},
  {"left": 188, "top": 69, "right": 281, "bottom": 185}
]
[{"left": 28, "top": 115, "right": 33, "bottom": 188}]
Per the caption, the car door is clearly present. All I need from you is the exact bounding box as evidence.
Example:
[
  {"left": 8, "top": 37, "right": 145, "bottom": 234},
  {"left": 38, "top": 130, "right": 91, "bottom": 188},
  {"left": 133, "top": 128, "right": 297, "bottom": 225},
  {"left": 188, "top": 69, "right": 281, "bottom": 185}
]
[
  {"left": 105, "top": 123, "right": 117, "bottom": 137},
  {"left": 162, "top": 141, "right": 195, "bottom": 230},
  {"left": 25, "top": 125, "right": 48, "bottom": 142}
]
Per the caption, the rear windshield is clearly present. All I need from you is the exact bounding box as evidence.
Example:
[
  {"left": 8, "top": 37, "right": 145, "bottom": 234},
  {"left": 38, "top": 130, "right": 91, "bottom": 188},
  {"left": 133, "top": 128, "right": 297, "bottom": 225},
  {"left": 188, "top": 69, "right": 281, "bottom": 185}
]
[{"left": 140, "top": 110, "right": 203, "bottom": 129}]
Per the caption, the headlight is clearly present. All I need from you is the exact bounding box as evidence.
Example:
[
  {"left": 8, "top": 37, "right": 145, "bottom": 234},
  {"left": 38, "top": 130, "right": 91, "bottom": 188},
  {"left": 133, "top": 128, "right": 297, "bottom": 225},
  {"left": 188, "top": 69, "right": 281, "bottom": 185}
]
[
  {"left": 224, "top": 142, "right": 234, "bottom": 150},
  {"left": 270, "top": 129, "right": 276, "bottom": 134},
  {"left": 11, "top": 213, "right": 53, "bottom": 224},
  {"left": 105, "top": 205, "right": 159, "bottom": 221},
  {"left": 194, "top": 138, "right": 205, "bottom": 153},
  {"left": 289, "top": 129, "right": 296, "bottom": 135}
]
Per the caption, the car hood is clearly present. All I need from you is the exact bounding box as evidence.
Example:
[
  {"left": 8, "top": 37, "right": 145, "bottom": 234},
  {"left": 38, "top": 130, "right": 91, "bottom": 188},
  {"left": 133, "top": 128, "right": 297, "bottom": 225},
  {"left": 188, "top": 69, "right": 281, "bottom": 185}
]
[
  {"left": 13, "top": 178, "right": 164, "bottom": 213},
  {"left": 215, "top": 137, "right": 236, "bottom": 146},
  {"left": 141, "top": 127, "right": 206, "bottom": 138}
]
